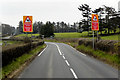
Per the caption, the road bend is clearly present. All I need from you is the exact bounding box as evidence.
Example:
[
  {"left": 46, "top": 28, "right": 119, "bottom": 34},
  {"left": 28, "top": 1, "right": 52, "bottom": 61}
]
[{"left": 19, "top": 42, "right": 118, "bottom": 78}]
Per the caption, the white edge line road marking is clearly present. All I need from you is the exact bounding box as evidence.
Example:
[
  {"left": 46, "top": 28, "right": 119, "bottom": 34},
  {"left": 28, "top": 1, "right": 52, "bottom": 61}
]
[
  {"left": 38, "top": 45, "right": 48, "bottom": 56},
  {"left": 79, "top": 52, "right": 86, "bottom": 56},
  {"left": 19, "top": 44, "right": 48, "bottom": 78},
  {"left": 63, "top": 55, "right": 66, "bottom": 59},
  {"left": 65, "top": 60, "right": 70, "bottom": 66},
  {"left": 70, "top": 68, "right": 78, "bottom": 79},
  {"left": 69, "top": 45, "right": 86, "bottom": 56}
]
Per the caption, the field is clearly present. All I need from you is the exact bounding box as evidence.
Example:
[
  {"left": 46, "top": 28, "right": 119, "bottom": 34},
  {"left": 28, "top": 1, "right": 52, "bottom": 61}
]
[
  {"left": 54, "top": 32, "right": 118, "bottom": 40},
  {"left": 15, "top": 32, "right": 88, "bottom": 38},
  {"left": 15, "top": 34, "right": 39, "bottom": 37},
  {"left": 100, "top": 35, "right": 118, "bottom": 40},
  {"left": 1, "top": 40, "right": 23, "bottom": 47},
  {"left": 15, "top": 32, "right": 119, "bottom": 40},
  {"left": 54, "top": 32, "right": 88, "bottom": 38}
]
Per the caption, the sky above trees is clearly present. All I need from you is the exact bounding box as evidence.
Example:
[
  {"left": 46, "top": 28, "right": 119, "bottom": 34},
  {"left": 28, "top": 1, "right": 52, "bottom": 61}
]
[{"left": 0, "top": 0, "right": 120, "bottom": 27}]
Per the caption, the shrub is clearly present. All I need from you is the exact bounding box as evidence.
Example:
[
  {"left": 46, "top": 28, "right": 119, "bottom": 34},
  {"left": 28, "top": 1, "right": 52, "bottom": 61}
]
[
  {"left": 96, "top": 40, "right": 117, "bottom": 53},
  {"left": 23, "top": 37, "right": 31, "bottom": 43},
  {"left": 114, "top": 42, "right": 120, "bottom": 55},
  {"left": 78, "top": 38, "right": 118, "bottom": 54},
  {"left": 2, "top": 41, "right": 44, "bottom": 66},
  {"left": 78, "top": 38, "right": 93, "bottom": 47}
]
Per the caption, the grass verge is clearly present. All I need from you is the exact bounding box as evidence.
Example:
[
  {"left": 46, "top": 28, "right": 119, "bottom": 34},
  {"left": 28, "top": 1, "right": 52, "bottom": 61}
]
[
  {"left": 76, "top": 44, "right": 119, "bottom": 69},
  {"left": 2, "top": 44, "right": 46, "bottom": 79}
]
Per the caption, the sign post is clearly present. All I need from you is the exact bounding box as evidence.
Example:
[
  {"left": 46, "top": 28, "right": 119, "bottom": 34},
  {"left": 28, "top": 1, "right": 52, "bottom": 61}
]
[
  {"left": 91, "top": 14, "right": 99, "bottom": 49},
  {"left": 23, "top": 16, "right": 33, "bottom": 46}
]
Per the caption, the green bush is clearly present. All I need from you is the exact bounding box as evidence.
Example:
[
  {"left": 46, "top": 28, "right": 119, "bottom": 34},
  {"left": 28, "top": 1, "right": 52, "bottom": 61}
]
[
  {"left": 2, "top": 41, "right": 44, "bottom": 66},
  {"left": 78, "top": 38, "right": 118, "bottom": 54},
  {"left": 78, "top": 38, "right": 93, "bottom": 47},
  {"left": 96, "top": 40, "right": 117, "bottom": 53},
  {"left": 76, "top": 45, "right": 119, "bottom": 67},
  {"left": 114, "top": 42, "right": 120, "bottom": 55},
  {"left": 23, "top": 37, "right": 31, "bottom": 43}
]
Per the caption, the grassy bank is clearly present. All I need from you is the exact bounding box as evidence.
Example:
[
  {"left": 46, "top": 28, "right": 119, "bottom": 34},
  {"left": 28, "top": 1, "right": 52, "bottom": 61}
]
[
  {"left": 67, "top": 41, "right": 119, "bottom": 69},
  {"left": 76, "top": 45, "right": 119, "bottom": 69},
  {"left": 2, "top": 44, "right": 46, "bottom": 78}
]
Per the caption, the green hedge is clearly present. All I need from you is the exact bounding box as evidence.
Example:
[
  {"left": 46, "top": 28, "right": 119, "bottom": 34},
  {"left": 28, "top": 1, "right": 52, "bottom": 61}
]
[
  {"left": 2, "top": 41, "right": 44, "bottom": 66},
  {"left": 78, "top": 38, "right": 118, "bottom": 54}
]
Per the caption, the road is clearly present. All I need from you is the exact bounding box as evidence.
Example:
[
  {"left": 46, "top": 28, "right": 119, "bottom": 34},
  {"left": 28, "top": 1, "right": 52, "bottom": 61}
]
[
  {"left": 19, "top": 42, "right": 118, "bottom": 79},
  {"left": 2, "top": 36, "right": 11, "bottom": 39}
]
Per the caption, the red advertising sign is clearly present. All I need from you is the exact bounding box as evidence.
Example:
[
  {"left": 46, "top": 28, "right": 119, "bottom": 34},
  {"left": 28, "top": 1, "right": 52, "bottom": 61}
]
[
  {"left": 91, "top": 14, "right": 99, "bottom": 31},
  {"left": 23, "top": 16, "right": 33, "bottom": 32}
]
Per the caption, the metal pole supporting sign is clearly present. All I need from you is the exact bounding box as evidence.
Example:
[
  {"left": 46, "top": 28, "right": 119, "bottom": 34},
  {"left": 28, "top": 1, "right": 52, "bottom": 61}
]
[
  {"left": 93, "top": 31, "right": 94, "bottom": 49},
  {"left": 91, "top": 14, "right": 99, "bottom": 49}
]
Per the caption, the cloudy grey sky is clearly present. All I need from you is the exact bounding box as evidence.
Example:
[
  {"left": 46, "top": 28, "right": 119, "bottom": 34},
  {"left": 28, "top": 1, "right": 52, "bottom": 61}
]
[{"left": 0, "top": 0, "right": 120, "bottom": 27}]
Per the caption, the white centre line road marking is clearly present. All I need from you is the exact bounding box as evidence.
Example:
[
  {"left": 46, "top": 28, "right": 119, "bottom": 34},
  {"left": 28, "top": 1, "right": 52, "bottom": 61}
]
[
  {"left": 49, "top": 42, "right": 78, "bottom": 79},
  {"left": 63, "top": 55, "right": 66, "bottom": 59},
  {"left": 65, "top": 60, "right": 70, "bottom": 66},
  {"left": 38, "top": 45, "right": 48, "bottom": 56},
  {"left": 70, "top": 68, "right": 78, "bottom": 79},
  {"left": 51, "top": 43, "right": 62, "bottom": 55}
]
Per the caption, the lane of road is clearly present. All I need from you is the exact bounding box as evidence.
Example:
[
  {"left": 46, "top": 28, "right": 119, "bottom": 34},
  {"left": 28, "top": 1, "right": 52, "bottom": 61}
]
[{"left": 19, "top": 42, "right": 118, "bottom": 78}]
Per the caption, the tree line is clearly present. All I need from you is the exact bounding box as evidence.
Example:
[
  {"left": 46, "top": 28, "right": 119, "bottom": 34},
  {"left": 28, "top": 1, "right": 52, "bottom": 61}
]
[
  {"left": 17, "top": 4, "right": 120, "bottom": 37},
  {"left": 78, "top": 4, "right": 120, "bottom": 36},
  {"left": 18, "top": 21, "right": 78, "bottom": 37},
  {"left": 1, "top": 24, "right": 15, "bottom": 37}
]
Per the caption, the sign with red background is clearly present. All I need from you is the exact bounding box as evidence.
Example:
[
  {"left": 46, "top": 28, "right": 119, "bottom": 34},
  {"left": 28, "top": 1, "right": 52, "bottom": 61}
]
[
  {"left": 23, "top": 16, "right": 33, "bottom": 32},
  {"left": 91, "top": 14, "right": 99, "bottom": 31}
]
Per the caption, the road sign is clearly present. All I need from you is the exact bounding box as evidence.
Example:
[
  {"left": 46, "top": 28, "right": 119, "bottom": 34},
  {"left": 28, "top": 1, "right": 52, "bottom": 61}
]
[
  {"left": 91, "top": 14, "right": 99, "bottom": 31},
  {"left": 23, "top": 16, "right": 33, "bottom": 32}
]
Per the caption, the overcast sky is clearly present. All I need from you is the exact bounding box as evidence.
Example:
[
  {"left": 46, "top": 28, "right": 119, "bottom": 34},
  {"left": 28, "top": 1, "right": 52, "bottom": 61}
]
[{"left": 0, "top": 0, "right": 120, "bottom": 27}]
